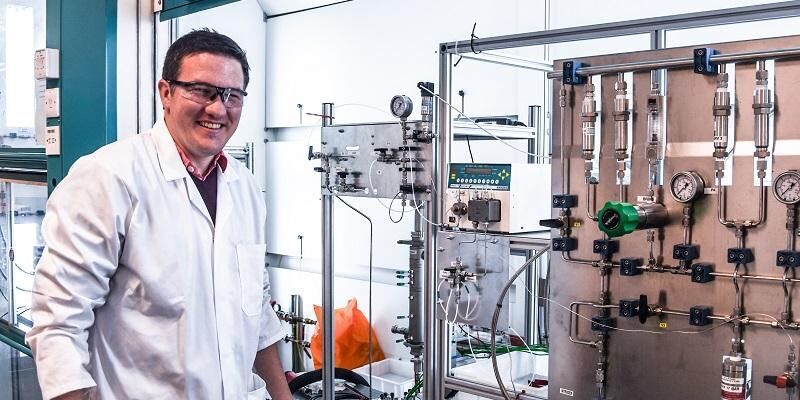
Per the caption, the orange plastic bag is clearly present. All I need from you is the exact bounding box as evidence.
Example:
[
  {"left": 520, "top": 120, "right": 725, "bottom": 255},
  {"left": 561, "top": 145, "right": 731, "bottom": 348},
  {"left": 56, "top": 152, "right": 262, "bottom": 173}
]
[{"left": 310, "top": 298, "right": 385, "bottom": 370}]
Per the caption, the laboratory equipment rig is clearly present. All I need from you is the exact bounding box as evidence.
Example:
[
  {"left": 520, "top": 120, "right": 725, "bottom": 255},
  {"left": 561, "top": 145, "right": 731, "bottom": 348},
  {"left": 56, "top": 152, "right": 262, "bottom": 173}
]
[{"left": 311, "top": 2, "right": 800, "bottom": 399}]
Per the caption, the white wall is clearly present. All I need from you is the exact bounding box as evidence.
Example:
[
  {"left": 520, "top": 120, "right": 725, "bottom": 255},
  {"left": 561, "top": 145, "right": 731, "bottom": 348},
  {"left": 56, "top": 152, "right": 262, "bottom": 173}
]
[{"left": 264, "top": 0, "right": 548, "bottom": 127}]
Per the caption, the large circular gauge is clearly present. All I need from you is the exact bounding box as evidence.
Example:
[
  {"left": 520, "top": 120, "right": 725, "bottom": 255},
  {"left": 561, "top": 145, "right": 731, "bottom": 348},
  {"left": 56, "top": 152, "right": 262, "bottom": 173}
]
[
  {"left": 669, "top": 171, "right": 705, "bottom": 203},
  {"left": 773, "top": 170, "right": 800, "bottom": 205},
  {"left": 390, "top": 95, "right": 413, "bottom": 119}
]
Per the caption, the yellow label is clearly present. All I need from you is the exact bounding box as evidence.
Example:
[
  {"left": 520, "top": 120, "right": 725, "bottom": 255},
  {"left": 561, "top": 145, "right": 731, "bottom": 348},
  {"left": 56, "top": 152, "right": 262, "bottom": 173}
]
[{"left": 659, "top": 322, "right": 668, "bottom": 329}]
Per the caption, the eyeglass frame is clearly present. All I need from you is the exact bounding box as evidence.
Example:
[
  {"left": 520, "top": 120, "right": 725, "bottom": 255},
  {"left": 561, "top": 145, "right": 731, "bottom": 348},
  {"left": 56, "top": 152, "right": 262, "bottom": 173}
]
[{"left": 166, "top": 79, "right": 248, "bottom": 108}]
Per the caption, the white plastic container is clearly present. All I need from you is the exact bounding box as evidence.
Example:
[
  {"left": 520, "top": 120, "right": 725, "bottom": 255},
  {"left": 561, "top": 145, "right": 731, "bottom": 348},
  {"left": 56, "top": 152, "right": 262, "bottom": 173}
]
[
  {"left": 451, "top": 352, "right": 548, "bottom": 398},
  {"left": 354, "top": 358, "right": 416, "bottom": 397}
]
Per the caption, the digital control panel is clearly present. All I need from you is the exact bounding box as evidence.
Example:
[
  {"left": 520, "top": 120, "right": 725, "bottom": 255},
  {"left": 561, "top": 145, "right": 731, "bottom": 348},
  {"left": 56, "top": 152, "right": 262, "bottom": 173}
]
[{"left": 448, "top": 163, "right": 512, "bottom": 190}]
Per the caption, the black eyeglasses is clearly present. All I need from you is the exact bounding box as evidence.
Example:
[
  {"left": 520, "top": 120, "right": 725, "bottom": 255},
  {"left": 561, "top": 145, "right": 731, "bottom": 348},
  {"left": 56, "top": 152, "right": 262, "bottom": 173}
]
[{"left": 167, "top": 80, "right": 248, "bottom": 108}]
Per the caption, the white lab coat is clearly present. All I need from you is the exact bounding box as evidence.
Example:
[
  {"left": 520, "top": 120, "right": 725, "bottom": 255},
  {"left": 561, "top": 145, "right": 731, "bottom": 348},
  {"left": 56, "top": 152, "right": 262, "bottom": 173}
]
[{"left": 27, "top": 120, "right": 284, "bottom": 400}]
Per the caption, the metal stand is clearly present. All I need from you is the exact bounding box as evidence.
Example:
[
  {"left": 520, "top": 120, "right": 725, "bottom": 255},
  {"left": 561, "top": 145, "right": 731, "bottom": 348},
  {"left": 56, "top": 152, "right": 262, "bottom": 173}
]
[{"left": 321, "top": 103, "right": 335, "bottom": 400}]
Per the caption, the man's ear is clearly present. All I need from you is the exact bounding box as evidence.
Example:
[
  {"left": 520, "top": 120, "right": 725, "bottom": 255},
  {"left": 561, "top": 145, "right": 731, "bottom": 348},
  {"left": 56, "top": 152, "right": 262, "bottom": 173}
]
[{"left": 157, "top": 79, "right": 172, "bottom": 111}]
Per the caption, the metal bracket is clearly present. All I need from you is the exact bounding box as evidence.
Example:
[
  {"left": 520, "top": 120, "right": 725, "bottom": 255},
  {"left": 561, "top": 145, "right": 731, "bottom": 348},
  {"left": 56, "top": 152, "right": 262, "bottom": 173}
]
[
  {"left": 693, "top": 47, "right": 718, "bottom": 75},
  {"left": 562, "top": 60, "right": 587, "bottom": 85}
]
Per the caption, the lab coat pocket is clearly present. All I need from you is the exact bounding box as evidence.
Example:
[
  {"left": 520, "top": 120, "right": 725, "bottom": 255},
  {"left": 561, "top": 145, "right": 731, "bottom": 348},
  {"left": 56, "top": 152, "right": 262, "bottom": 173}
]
[
  {"left": 236, "top": 244, "right": 266, "bottom": 316},
  {"left": 247, "top": 373, "right": 267, "bottom": 399}
]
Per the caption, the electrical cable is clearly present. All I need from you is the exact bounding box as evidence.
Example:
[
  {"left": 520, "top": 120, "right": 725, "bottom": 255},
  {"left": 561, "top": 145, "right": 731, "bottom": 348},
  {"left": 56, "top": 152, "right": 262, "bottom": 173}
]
[
  {"left": 333, "top": 194, "right": 374, "bottom": 395},
  {"left": 418, "top": 84, "right": 551, "bottom": 160},
  {"left": 388, "top": 192, "right": 405, "bottom": 223},
  {"left": 466, "top": 136, "right": 475, "bottom": 163},
  {"left": 14, "top": 263, "right": 34, "bottom": 276}
]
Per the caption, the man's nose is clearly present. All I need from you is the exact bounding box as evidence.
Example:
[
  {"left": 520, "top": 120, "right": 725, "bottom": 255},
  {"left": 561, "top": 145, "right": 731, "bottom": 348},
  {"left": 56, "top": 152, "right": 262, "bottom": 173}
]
[{"left": 204, "top": 95, "right": 228, "bottom": 116}]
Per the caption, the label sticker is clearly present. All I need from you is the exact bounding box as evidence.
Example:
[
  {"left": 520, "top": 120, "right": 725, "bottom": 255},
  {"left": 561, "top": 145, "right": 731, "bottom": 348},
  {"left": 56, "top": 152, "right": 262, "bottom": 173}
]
[{"left": 559, "top": 388, "right": 574, "bottom": 397}]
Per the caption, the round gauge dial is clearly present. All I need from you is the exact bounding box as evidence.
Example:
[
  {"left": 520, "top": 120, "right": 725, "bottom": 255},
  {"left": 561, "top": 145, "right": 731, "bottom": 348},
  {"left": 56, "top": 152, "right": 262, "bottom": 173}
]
[
  {"left": 773, "top": 171, "right": 800, "bottom": 205},
  {"left": 390, "top": 95, "right": 413, "bottom": 119},
  {"left": 669, "top": 171, "right": 705, "bottom": 203}
]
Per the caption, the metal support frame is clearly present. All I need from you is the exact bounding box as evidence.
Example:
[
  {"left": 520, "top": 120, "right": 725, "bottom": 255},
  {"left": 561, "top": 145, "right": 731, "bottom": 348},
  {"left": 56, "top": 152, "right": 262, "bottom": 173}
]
[
  {"left": 440, "top": 1, "right": 800, "bottom": 53},
  {"left": 320, "top": 103, "right": 335, "bottom": 400},
  {"left": 433, "top": 2, "right": 800, "bottom": 399}
]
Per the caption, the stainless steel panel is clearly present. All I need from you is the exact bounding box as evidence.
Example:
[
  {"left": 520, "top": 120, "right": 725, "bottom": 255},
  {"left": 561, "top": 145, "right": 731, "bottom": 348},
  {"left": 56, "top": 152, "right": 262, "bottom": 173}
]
[
  {"left": 320, "top": 121, "right": 433, "bottom": 201},
  {"left": 550, "top": 35, "right": 800, "bottom": 400},
  {"left": 436, "top": 231, "right": 510, "bottom": 329}
]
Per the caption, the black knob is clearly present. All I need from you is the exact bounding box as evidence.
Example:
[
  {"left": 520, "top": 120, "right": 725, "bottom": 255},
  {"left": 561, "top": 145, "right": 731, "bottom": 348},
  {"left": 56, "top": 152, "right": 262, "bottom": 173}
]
[
  {"left": 374, "top": 147, "right": 389, "bottom": 154},
  {"left": 539, "top": 218, "right": 564, "bottom": 229},
  {"left": 337, "top": 171, "right": 349, "bottom": 178},
  {"left": 307, "top": 146, "right": 313, "bottom": 160},
  {"left": 638, "top": 294, "right": 649, "bottom": 324},
  {"left": 313, "top": 167, "right": 325, "bottom": 173}
]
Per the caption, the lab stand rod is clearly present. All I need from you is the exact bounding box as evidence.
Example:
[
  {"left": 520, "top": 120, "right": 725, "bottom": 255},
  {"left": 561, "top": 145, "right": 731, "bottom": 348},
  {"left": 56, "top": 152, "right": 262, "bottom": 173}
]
[
  {"left": 426, "top": 49, "right": 451, "bottom": 400},
  {"left": 291, "top": 295, "right": 305, "bottom": 372},
  {"left": 547, "top": 47, "right": 800, "bottom": 79},
  {"left": 321, "top": 103, "right": 335, "bottom": 400}
]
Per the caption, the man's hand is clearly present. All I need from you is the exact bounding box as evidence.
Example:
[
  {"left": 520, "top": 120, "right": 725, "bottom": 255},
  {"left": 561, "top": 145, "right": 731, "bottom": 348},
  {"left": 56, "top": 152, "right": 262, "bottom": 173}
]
[
  {"left": 254, "top": 343, "right": 292, "bottom": 400},
  {"left": 53, "top": 388, "right": 96, "bottom": 400}
]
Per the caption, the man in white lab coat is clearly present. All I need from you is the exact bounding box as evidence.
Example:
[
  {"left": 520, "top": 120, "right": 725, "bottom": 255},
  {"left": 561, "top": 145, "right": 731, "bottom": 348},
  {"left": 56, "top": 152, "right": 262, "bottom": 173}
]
[{"left": 27, "top": 29, "right": 292, "bottom": 400}]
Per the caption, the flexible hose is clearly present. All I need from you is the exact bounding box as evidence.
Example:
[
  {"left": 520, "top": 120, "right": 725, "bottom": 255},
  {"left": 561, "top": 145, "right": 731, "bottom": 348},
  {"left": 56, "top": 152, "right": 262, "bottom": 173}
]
[{"left": 490, "top": 245, "right": 551, "bottom": 400}]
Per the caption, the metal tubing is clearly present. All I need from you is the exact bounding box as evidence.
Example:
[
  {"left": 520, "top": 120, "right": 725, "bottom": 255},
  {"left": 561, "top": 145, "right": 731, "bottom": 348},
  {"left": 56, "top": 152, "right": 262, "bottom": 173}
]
[
  {"left": 548, "top": 47, "right": 800, "bottom": 79},
  {"left": 490, "top": 246, "right": 551, "bottom": 400},
  {"left": 710, "top": 271, "right": 800, "bottom": 284},
  {"left": 559, "top": 84, "right": 569, "bottom": 194},
  {"left": 321, "top": 103, "right": 334, "bottom": 400},
  {"left": 291, "top": 295, "right": 305, "bottom": 372},
  {"left": 587, "top": 182, "right": 598, "bottom": 221},
  {"left": 408, "top": 201, "right": 425, "bottom": 377},
  {"left": 561, "top": 251, "right": 597, "bottom": 266},
  {"left": 321, "top": 193, "right": 334, "bottom": 400}
]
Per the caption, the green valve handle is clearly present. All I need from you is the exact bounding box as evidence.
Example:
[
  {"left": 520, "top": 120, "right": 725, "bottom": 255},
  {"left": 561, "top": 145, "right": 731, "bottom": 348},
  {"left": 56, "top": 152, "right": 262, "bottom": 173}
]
[
  {"left": 597, "top": 201, "right": 669, "bottom": 237},
  {"left": 597, "top": 201, "right": 640, "bottom": 237}
]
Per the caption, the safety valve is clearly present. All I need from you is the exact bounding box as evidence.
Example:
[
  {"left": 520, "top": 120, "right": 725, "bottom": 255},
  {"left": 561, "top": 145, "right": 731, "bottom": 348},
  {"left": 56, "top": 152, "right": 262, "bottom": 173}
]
[{"left": 597, "top": 201, "right": 668, "bottom": 238}]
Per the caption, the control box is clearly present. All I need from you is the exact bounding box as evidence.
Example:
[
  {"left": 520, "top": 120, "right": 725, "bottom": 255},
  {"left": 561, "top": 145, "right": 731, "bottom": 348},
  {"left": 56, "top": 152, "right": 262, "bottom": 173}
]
[{"left": 444, "top": 163, "right": 551, "bottom": 233}]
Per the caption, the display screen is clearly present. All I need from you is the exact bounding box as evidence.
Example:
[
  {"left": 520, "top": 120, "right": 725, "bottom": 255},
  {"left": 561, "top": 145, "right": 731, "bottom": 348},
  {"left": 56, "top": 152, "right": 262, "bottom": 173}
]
[{"left": 465, "top": 167, "right": 494, "bottom": 175}]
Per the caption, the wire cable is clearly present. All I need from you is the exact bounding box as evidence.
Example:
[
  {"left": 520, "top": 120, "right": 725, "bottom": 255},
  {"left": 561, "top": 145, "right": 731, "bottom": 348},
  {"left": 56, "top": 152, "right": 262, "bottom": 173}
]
[
  {"left": 418, "top": 84, "right": 551, "bottom": 160},
  {"left": 333, "top": 194, "right": 374, "bottom": 395}
]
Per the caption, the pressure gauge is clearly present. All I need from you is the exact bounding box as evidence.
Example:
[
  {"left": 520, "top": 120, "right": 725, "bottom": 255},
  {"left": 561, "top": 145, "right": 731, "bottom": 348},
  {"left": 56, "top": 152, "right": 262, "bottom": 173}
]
[
  {"left": 669, "top": 171, "right": 705, "bottom": 203},
  {"left": 390, "top": 95, "right": 413, "bottom": 119},
  {"left": 773, "top": 170, "right": 800, "bottom": 205}
]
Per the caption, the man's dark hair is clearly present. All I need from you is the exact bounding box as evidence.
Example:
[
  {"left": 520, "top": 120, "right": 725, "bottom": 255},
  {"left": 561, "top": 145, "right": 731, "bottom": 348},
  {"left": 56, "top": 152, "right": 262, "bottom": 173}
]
[{"left": 162, "top": 28, "right": 250, "bottom": 88}]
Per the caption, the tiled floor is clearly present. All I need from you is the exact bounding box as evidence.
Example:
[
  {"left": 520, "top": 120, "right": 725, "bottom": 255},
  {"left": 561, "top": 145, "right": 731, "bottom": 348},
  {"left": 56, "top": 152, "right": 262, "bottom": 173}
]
[{"left": 0, "top": 342, "right": 41, "bottom": 400}]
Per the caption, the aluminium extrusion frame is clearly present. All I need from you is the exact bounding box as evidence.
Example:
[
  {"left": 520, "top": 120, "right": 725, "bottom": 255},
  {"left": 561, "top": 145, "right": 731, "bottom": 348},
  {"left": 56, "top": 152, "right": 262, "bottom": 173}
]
[{"left": 433, "top": 1, "right": 800, "bottom": 398}]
